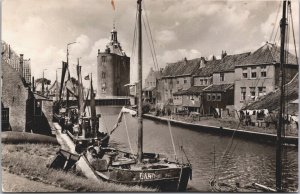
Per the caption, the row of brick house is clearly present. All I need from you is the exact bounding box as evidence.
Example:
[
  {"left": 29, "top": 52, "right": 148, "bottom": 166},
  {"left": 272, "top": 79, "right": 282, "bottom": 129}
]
[
  {"left": 153, "top": 43, "right": 298, "bottom": 118},
  {"left": 1, "top": 42, "right": 53, "bottom": 134}
]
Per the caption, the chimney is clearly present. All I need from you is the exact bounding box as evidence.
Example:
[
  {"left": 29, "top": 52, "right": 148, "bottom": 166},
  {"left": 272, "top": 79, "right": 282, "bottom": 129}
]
[
  {"left": 212, "top": 55, "right": 216, "bottom": 60},
  {"left": 19, "top": 54, "right": 24, "bottom": 78},
  {"left": 221, "top": 50, "right": 227, "bottom": 59},
  {"left": 98, "top": 49, "right": 100, "bottom": 55},
  {"left": 200, "top": 57, "right": 206, "bottom": 68}
]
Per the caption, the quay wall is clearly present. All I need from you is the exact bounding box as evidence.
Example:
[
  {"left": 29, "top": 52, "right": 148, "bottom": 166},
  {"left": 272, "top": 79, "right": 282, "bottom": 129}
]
[
  {"left": 60, "top": 98, "right": 130, "bottom": 106},
  {"left": 143, "top": 114, "right": 298, "bottom": 145}
]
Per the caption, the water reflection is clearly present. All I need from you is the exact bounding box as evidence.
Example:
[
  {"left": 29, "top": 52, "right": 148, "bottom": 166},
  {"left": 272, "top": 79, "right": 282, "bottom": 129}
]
[{"left": 96, "top": 106, "right": 298, "bottom": 192}]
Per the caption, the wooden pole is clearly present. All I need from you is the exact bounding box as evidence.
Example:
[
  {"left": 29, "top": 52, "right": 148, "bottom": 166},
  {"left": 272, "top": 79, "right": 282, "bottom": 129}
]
[
  {"left": 66, "top": 45, "right": 70, "bottom": 112},
  {"left": 276, "top": 0, "right": 287, "bottom": 191},
  {"left": 42, "top": 70, "right": 45, "bottom": 95},
  {"left": 137, "top": 0, "right": 143, "bottom": 163}
]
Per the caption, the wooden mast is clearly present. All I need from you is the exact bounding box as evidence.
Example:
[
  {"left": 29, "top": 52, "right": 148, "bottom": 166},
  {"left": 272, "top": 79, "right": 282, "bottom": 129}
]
[
  {"left": 77, "top": 58, "right": 85, "bottom": 137},
  {"left": 90, "top": 73, "right": 97, "bottom": 136},
  {"left": 137, "top": 0, "right": 143, "bottom": 163},
  {"left": 276, "top": 0, "right": 287, "bottom": 191},
  {"left": 66, "top": 47, "right": 70, "bottom": 113}
]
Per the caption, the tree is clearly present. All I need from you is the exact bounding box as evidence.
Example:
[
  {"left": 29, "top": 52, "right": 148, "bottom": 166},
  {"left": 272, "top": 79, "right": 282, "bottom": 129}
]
[
  {"left": 35, "top": 78, "right": 51, "bottom": 85},
  {"left": 69, "top": 77, "right": 79, "bottom": 85}
]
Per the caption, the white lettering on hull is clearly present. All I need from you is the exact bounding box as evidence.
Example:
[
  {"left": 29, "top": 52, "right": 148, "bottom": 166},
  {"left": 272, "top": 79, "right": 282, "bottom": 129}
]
[{"left": 139, "top": 172, "right": 156, "bottom": 180}]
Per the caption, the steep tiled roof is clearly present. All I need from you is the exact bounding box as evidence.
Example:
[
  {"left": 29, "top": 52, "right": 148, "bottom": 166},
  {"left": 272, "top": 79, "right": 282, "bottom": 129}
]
[
  {"left": 237, "top": 43, "right": 298, "bottom": 67},
  {"left": 173, "top": 90, "right": 188, "bottom": 96},
  {"left": 173, "top": 86, "right": 207, "bottom": 96},
  {"left": 194, "top": 59, "right": 221, "bottom": 77},
  {"left": 243, "top": 74, "right": 298, "bottom": 112},
  {"left": 203, "top": 84, "right": 234, "bottom": 92},
  {"left": 194, "top": 52, "right": 250, "bottom": 77},
  {"left": 162, "top": 58, "right": 201, "bottom": 77},
  {"left": 216, "top": 52, "right": 251, "bottom": 72}
]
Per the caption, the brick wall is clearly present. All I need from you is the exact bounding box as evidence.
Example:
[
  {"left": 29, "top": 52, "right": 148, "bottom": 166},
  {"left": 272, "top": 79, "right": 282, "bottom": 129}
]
[
  {"left": 97, "top": 53, "right": 130, "bottom": 97},
  {"left": 2, "top": 61, "right": 28, "bottom": 131}
]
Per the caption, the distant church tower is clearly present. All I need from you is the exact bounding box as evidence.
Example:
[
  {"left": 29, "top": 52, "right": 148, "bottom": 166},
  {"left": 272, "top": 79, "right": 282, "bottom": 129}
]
[{"left": 97, "top": 27, "right": 130, "bottom": 97}]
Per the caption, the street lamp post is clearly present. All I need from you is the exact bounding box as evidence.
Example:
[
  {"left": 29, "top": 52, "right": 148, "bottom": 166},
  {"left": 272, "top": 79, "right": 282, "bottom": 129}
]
[
  {"left": 66, "top": 42, "right": 76, "bottom": 111},
  {"left": 67, "top": 42, "right": 76, "bottom": 69}
]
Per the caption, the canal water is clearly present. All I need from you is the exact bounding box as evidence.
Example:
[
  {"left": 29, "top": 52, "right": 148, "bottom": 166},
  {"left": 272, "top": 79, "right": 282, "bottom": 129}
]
[{"left": 95, "top": 106, "right": 298, "bottom": 192}]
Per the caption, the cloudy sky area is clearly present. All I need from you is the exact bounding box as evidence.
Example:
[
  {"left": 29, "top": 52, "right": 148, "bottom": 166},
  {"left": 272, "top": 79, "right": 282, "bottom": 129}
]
[{"left": 2, "top": 0, "right": 299, "bottom": 88}]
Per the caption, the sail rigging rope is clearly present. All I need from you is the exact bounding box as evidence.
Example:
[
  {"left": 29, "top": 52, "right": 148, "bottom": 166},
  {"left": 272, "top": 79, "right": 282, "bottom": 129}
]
[
  {"left": 123, "top": 114, "right": 134, "bottom": 154},
  {"left": 143, "top": 0, "right": 160, "bottom": 71},
  {"left": 213, "top": 120, "right": 242, "bottom": 180},
  {"left": 288, "top": 2, "right": 298, "bottom": 64},
  {"left": 269, "top": 1, "right": 282, "bottom": 43},
  {"left": 143, "top": 16, "right": 158, "bottom": 71},
  {"left": 281, "top": 2, "right": 292, "bottom": 185},
  {"left": 130, "top": 7, "right": 138, "bottom": 67}
]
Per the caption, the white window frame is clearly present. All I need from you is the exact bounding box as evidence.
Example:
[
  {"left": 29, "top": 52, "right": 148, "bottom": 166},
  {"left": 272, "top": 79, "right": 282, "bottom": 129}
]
[
  {"left": 250, "top": 87, "right": 256, "bottom": 100},
  {"left": 258, "top": 86, "right": 266, "bottom": 96},
  {"left": 220, "top": 73, "right": 224, "bottom": 81},
  {"left": 207, "top": 93, "right": 211, "bottom": 101},
  {"left": 261, "top": 66, "right": 267, "bottom": 77},
  {"left": 250, "top": 67, "right": 257, "bottom": 79},
  {"left": 241, "top": 87, "right": 246, "bottom": 101},
  {"left": 216, "top": 93, "right": 221, "bottom": 101},
  {"left": 242, "top": 67, "right": 248, "bottom": 79},
  {"left": 211, "top": 93, "right": 216, "bottom": 101}
]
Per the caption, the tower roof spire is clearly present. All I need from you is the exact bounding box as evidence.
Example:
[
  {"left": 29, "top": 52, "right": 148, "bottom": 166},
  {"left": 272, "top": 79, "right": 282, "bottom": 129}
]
[{"left": 106, "top": 21, "right": 126, "bottom": 56}]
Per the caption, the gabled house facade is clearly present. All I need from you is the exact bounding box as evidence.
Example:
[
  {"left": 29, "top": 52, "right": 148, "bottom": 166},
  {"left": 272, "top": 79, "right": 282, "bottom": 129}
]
[
  {"left": 234, "top": 43, "right": 298, "bottom": 111},
  {"left": 143, "top": 67, "right": 162, "bottom": 104},
  {"left": 2, "top": 60, "right": 30, "bottom": 131},
  {"left": 201, "top": 52, "right": 250, "bottom": 116},
  {"left": 241, "top": 74, "right": 298, "bottom": 131},
  {"left": 156, "top": 58, "right": 202, "bottom": 110}
]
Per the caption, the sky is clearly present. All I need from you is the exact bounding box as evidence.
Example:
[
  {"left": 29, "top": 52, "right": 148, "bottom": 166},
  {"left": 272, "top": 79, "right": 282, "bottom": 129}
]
[{"left": 2, "top": 0, "right": 299, "bottom": 88}]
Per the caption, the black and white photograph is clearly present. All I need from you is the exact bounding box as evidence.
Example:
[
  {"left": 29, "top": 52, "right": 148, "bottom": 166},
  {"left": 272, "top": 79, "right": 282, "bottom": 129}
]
[{"left": 1, "top": 0, "right": 299, "bottom": 192}]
